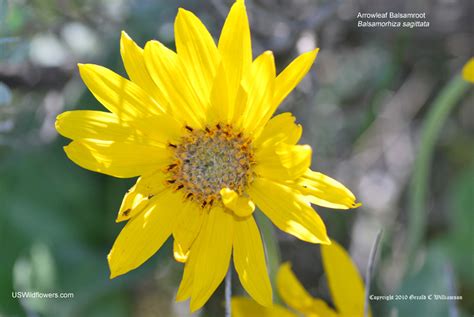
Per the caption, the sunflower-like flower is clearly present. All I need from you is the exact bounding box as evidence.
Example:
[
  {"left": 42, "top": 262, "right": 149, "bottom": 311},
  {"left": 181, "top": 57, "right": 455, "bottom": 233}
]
[
  {"left": 232, "top": 241, "right": 371, "bottom": 317},
  {"left": 55, "top": 0, "right": 360, "bottom": 311}
]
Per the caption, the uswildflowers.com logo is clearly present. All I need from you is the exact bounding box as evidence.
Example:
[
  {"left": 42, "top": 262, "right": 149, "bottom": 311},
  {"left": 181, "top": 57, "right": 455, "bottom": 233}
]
[{"left": 12, "top": 291, "right": 74, "bottom": 299}]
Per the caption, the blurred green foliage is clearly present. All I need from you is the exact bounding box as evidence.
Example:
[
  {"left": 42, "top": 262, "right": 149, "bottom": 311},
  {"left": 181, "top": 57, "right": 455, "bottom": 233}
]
[{"left": 1, "top": 0, "right": 473, "bottom": 316}]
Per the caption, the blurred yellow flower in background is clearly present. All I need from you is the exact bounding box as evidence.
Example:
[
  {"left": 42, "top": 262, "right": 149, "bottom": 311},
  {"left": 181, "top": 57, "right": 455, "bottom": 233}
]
[
  {"left": 55, "top": 0, "right": 360, "bottom": 311},
  {"left": 462, "top": 58, "right": 474, "bottom": 83},
  {"left": 232, "top": 241, "right": 370, "bottom": 317}
]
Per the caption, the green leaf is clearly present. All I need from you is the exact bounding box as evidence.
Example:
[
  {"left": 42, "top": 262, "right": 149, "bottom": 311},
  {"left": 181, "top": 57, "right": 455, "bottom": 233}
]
[
  {"left": 442, "top": 166, "right": 474, "bottom": 286},
  {"left": 390, "top": 245, "right": 460, "bottom": 317}
]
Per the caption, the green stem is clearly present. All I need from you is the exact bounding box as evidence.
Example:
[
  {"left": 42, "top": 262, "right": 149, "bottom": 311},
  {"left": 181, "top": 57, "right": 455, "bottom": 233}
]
[
  {"left": 406, "top": 74, "right": 470, "bottom": 272},
  {"left": 225, "top": 268, "right": 231, "bottom": 317}
]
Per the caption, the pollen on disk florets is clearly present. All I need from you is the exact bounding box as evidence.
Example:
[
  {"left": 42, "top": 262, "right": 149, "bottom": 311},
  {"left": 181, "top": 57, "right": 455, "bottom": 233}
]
[{"left": 166, "top": 124, "right": 255, "bottom": 208}]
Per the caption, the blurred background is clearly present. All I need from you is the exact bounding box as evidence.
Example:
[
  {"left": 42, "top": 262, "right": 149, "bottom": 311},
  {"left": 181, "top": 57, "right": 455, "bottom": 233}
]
[{"left": 0, "top": 0, "right": 472, "bottom": 316}]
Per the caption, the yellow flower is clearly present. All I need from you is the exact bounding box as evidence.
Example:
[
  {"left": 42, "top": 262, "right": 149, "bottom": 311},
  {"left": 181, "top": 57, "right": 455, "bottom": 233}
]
[
  {"left": 232, "top": 241, "right": 371, "bottom": 317},
  {"left": 462, "top": 58, "right": 474, "bottom": 83},
  {"left": 55, "top": 0, "right": 360, "bottom": 312}
]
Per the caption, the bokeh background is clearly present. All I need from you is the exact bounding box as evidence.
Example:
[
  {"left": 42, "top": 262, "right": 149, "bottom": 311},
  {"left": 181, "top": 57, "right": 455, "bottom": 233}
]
[{"left": 1, "top": 0, "right": 473, "bottom": 316}]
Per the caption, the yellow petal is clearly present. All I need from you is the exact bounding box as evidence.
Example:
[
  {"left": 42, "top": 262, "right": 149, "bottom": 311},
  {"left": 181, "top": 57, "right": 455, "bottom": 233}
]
[
  {"left": 120, "top": 31, "right": 166, "bottom": 106},
  {"left": 190, "top": 207, "right": 234, "bottom": 312},
  {"left": 462, "top": 57, "right": 474, "bottom": 83},
  {"left": 207, "top": 62, "right": 230, "bottom": 124},
  {"left": 175, "top": 8, "right": 219, "bottom": 104},
  {"left": 310, "top": 299, "right": 339, "bottom": 317},
  {"left": 232, "top": 297, "right": 298, "bottom": 317},
  {"left": 64, "top": 139, "right": 170, "bottom": 178},
  {"left": 231, "top": 82, "right": 249, "bottom": 127},
  {"left": 321, "top": 240, "right": 366, "bottom": 316},
  {"left": 276, "top": 264, "right": 339, "bottom": 316},
  {"left": 220, "top": 188, "right": 255, "bottom": 218},
  {"left": 56, "top": 110, "right": 132, "bottom": 141},
  {"left": 176, "top": 241, "right": 198, "bottom": 301},
  {"left": 240, "top": 51, "right": 275, "bottom": 132},
  {"left": 276, "top": 262, "right": 314, "bottom": 313},
  {"left": 254, "top": 112, "right": 302, "bottom": 148},
  {"left": 173, "top": 239, "right": 190, "bottom": 263},
  {"left": 55, "top": 110, "right": 168, "bottom": 148},
  {"left": 248, "top": 177, "right": 330, "bottom": 244},
  {"left": 295, "top": 170, "right": 361, "bottom": 209},
  {"left": 233, "top": 215, "right": 272, "bottom": 306},
  {"left": 173, "top": 202, "right": 204, "bottom": 254},
  {"left": 144, "top": 40, "right": 205, "bottom": 128},
  {"left": 108, "top": 189, "right": 184, "bottom": 278},
  {"left": 78, "top": 63, "right": 182, "bottom": 142},
  {"left": 273, "top": 48, "right": 319, "bottom": 108},
  {"left": 255, "top": 143, "right": 312, "bottom": 181},
  {"left": 78, "top": 63, "right": 162, "bottom": 117},
  {"left": 218, "top": 0, "right": 252, "bottom": 108},
  {"left": 116, "top": 170, "right": 168, "bottom": 222},
  {"left": 248, "top": 49, "right": 319, "bottom": 134}
]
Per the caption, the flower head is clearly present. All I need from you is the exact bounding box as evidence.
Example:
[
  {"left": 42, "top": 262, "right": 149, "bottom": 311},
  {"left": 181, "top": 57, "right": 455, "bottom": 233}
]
[
  {"left": 232, "top": 241, "right": 371, "bottom": 317},
  {"left": 56, "top": 0, "right": 360, "bottom": 311}
]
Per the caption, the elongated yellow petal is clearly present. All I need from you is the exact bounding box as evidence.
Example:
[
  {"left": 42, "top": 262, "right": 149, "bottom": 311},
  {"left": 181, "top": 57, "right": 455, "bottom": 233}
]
[
  {"left": 56, "top": 110, "right": 132, "bottom": 141},
  {"left": 120, "top": 31, "right": 166, "bottom": 106},
  {"left": 176, "top": 242, "right": 198, "bottom": 301},
  {"left": 233, "top": 215, "right": 272, "bottom": 307},
  {"left": 173, "top": 202, "right": 204, "bottom": 254},
  {"left": 78, "top": 63, "right": 162, "bottom": 117},
  {"left": 207, "top": 62, "right": 230, "bottom": 124},
  {"left": 273, "top": 48, "right": 319, "bottom": 108},
  {"left": 56, "top": 110, "right": 171, "bottom": 148},
  {"left": 277, "top": 262, "right": 314, "bottom": 313},
  {"left": 220, "top": 188, "right": 255, "bottom": 218},
  {"left": 176, "top": 265, "right": 193, "bottom": 301},
  {"left": 278, "top": 262, "right": 339, "bottom": 317},
  {"left": 144, "top": 40, "right": 205, "bottom": 128},
  {"left": 255, "top": 143, "right": 312, "bottom": 181},
  {"left": 311, "top": 299, "right": 339, "bottom": 317},
  {"left": 173, "top": 239, "right": 190, "bottom": 263},
  {"left": 248, "top": 49, "right": 318, "bottom": 134},
  {"left": 64, "top": 139, "right": 170, "bottom": 178},
  {"left": 248, "top": 177, "right": 330, "bottom": 244},
  {"left": 295, "top": 170, "right": 361, "bottom": 209},
  {"left": 117, "top": 170, "right": 168, "bottom": 222},
  {"left": 175, "top": 8, "right": 219, "bottom": 103},
  {"left": 254, "top": 113, "right": 302, "bottom": 148},
  {"left": 117, "top": 182, "right": 148, "bottom": 222},
  {"left": 218, "top": 0, "right": 252, "bottom": 109},
  {"left": 190, "top": 207, "right": 234, "bottom": 312},
  {"left": 240, "top": 51, "right": 275, "bottom": 132},
  {"left": 322, "top": 241, "right": 366, "bottom": 316},
  {"left": 232, "top": 297, "right": 298, "bottom": 317},
  {"left": 232, "top": 82, "right": 249, "bottom": 127},
  {"left": 78, "top": 63, "right": 182, "bottom": 143},
  {"left": 277, "top": 263, "right": 338, "bottom": 317},
  {"left": 108, "top": 189, "right": 185, "bottom": 278}
]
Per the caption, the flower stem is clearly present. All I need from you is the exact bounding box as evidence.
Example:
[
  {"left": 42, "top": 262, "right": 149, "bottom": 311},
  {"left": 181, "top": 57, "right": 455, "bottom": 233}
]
[
  {"left": 364, "top": 229, "right": 383, "bottom": 317},
  {"left": 225, "top": 268, "right": 232, "bottom": 317},
  {"left": 406, "top": 73, "right": 470, "bottom": 272}
]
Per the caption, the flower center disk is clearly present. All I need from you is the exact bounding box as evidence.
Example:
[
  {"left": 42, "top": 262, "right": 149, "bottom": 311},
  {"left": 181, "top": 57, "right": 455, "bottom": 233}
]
[{"left": 168, "top": 124, "right": 254, "bottom": 207}]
